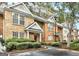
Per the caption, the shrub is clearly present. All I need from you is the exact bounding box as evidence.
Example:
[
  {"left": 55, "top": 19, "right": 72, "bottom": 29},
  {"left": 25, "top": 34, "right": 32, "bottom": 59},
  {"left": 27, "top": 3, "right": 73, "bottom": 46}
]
[
  {"left": 41, "top": 42, "right": 51, "bottom": 45},
  {"left": 32, "top": 42, "right": 41, "bottom": 48},
  {"left": 16, "top": 42, "right": 41, "bottom": 49},
  {"left": 51, "top": 42, "right": 60, "bottom": 47},
  {"left": 5, "top": 38, "right": 35, "bottom": 43},
  {"left": 16, "top": 42, "right": 33, "bottom": 50},
  {"left": 70, "top": 42, "right": 79, "bottom": 50},
  {"left": 6, "top": 42, "right": 18, "bottom": 51},
  {"left": 72, "top": 40, "right": 79, "bottom": 43}
]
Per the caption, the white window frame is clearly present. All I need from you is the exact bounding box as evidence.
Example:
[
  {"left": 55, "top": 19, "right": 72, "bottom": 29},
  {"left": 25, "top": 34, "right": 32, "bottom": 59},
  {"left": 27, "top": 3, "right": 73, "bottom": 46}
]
[
  {"left": 48, "top": 35, "right": 53, "bottom": 40},
  {"left": 12, "top": 12, "right": 24, "bottom": 25},
  {"left": 13, "top": 32, "right": 24, "bottom": 38},
  {"left": 13, "top": 32, "right": 18, "bottom": 38},
  {"left": 48, "top": 23, "right": 53, "bottom": 31}
]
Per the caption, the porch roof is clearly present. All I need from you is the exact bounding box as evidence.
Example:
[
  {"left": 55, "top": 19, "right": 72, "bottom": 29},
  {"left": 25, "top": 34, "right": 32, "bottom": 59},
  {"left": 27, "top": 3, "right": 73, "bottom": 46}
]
[{"left": 25, "top": 22, "right": 43, "bottom": 33}]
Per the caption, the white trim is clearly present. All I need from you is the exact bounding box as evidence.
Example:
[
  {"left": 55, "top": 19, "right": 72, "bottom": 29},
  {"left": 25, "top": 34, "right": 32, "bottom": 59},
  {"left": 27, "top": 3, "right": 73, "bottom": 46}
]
[
  {"left": 27, "top": 31, "right": 29, "bottom": 39},
  {"left": 8, "top": 2, "right": 33, "bottom": 15},
  {"left": 40, "top": 33, "right": 42, "bottom": 42},
  {"left": 26, "top": 22, "right": 43, "bottom": 32},
  {"left": 18, "top": 14, "right": 20, "bottom": 25},
  {"left": 8, "top": 2, "right": 23, "bottom": 8},
  {"left": 22, "top": 3, "right": 33, "bottom": 16},
  {"left": 3, "top": 18, "right": 4, "bottom": 39}
]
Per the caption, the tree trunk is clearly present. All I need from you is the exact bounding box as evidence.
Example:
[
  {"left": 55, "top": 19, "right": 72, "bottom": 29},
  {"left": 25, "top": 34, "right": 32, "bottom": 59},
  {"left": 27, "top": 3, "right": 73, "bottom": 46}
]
[{"left": 67, "top": 23, "right": 73, "bottom": 48}]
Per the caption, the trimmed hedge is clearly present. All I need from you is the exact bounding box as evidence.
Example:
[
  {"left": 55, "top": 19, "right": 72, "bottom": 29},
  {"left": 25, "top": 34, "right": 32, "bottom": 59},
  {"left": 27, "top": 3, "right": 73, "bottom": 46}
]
[
  {"left": 32, "top": 42, "right": 41, "bottom": 48},
  {"left": 16, "top": 42, "right": 33, "bottom": 50},
  {"left": 51, "top": 42, "right": 60, "bottom": 47},
  {"left": 6, "top": 42, "right": 41, "bottom": 51},
  {"left": 70, "top": 42, "right": 79, "bottom": 50},
  {"left": 5, "top": 38, "right": 35, "bottom": 43},
  {"left": 41, "top": 42, "right": 51, "bottom": 45},
  {"left": 72, "top": 40, "right": 79, "bottom": 43},
  {"left": 6, "top": 42, "right": 18, "bottom": 51}
]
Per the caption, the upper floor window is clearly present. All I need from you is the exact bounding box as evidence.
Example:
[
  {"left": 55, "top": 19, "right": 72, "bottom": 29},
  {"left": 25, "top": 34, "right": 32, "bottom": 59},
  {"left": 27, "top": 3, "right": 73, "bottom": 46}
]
[
  {"left": 12, "top": 13, "right": 24, "bottom": 25},
  {"left": 19, "top": 15, "right": 24, "bottom": 25},
  {"left": 48, "top": 23, "right": 53, "bottom": 31},
  {"left": 13, "top": 13, "right": 18, "bottom": 24},
  {"left": 48, "top": 35, "right": 53, "bottom": 40}
]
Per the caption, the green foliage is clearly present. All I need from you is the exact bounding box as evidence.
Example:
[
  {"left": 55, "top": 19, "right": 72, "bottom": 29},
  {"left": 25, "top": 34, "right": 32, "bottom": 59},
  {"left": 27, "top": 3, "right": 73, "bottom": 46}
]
[
  {"left": 32, "top": 42, "right": 41, "bottom": 48},
  {"left": 5, "top": 38, "right": 35, "bottom": 43},
  {"left": 6, "top": 42, "right": 18, "bottom": 51},
  {"left": 16, "top": 42, "right": 33, "bottom": 50},
  {"left": 6, "top": 41, "right": 41, "bottom": 51},
  {"left": 70, "top": 43, "right": 79, "bottom": 50},
  {"left": 70, "top": 40, "right": 79, "bottom": 50},
  {"left": 51, "top": 42, "right": 60, "bottom": 47},
  {"left": 72, "top": 40, "right": 79, "bottom": 43},
  {"left": 41, "top": 42, "right": 51, "bottom": 45}
]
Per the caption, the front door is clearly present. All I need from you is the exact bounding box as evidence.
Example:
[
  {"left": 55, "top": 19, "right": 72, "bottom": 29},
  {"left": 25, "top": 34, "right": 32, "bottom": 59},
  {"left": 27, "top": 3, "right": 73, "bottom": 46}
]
[{"left": 34, "top": 34, "right": 39, "bottom": 42}]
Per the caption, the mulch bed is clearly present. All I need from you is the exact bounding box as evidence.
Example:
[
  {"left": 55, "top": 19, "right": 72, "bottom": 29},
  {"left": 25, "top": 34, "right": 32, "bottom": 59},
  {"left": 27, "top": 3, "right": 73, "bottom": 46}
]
[{"left": 8, "top": 47, "right": 48, "bottom": 56}]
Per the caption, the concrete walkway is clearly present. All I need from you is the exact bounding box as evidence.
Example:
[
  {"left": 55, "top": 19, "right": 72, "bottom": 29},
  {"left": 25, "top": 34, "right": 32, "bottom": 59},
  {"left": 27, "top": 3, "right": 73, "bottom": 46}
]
[{"left": 11, "top": 47, "right": 79, "bottom": 56}]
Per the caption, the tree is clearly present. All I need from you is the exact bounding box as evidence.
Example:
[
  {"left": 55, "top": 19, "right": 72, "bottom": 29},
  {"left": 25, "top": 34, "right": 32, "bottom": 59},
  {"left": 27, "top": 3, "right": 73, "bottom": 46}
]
[{"left": 54, "top": 2, "right": 79, "bottom": 47}]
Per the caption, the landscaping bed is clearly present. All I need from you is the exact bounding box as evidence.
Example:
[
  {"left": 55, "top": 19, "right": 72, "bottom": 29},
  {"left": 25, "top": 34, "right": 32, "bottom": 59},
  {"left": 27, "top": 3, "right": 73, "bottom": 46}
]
[
  {"left": 70, "top": 40, "right": 79, "bottom": 50},
  {"left": 5, "top": 38, "right": 41, "bottom": 52}
]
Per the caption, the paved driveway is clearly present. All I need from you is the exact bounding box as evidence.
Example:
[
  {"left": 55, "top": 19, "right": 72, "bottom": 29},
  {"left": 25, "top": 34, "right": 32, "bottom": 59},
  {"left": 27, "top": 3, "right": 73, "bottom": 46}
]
[
  {"left": 15, "top": 47, "right": 79, "bottom": 56},
  {"left": 0, "top": 53, "right": 8, "bottom": 56}
]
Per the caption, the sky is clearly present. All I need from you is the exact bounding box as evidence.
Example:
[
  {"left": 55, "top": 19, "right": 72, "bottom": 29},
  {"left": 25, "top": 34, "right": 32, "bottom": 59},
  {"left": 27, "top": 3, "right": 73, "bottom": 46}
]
[{"left": 76, "top": 23, "right": 79, "bottom": 29}]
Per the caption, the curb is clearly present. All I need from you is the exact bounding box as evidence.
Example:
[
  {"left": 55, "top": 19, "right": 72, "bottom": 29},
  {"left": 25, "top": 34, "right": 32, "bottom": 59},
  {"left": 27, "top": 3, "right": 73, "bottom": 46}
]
[{"left": 53, "top": 47, "right": 79, "bottom": 53}]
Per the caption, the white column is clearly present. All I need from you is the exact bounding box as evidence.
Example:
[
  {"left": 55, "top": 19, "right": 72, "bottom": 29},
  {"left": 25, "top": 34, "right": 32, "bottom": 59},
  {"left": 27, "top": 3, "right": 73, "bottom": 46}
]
[
  {"left": 40, "top": 33, "right": 42, "bottom": 42},
  {"left": 27, "top": 31, "right": 29, "bottom": 39}
]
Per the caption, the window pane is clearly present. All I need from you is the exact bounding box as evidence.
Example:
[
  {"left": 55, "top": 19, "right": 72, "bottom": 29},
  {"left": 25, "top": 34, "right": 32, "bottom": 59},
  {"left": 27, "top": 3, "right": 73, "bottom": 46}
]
[
  {"left": 20, "top": 15, "right": 24, "bottom": 25},
  {"left": 20, "top": 32, "right": 24, "bottom": 38},
  {"left": 48, "top": 23, "right": 53, "bottom": 31},
  {"left": 48, "top": 35, "right": 53, "bottom": 40},
  {"left": 13, "top": 32, "right": 18, "bottom": 38},
  {"left": 13, "top": 13, "right": 18, "bottom": 24}
]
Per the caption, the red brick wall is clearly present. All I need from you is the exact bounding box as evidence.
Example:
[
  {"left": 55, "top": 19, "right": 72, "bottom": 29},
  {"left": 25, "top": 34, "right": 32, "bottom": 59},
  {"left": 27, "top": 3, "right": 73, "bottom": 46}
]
[{"left": 0, "top": 14, "right": 3, "bottom": 35}]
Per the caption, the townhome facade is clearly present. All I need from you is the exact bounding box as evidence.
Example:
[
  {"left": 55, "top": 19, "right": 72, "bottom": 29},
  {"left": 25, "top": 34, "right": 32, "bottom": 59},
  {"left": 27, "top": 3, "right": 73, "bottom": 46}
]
[
  {"left": 0, "top": 2, "right": 54, "bottom": 43},
  {"left": 0, "top": 2, "right": 78, "bottom": 43}
]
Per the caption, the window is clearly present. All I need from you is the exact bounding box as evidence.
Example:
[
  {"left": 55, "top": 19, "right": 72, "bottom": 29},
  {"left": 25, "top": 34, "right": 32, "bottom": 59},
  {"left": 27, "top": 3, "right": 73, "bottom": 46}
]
[
  {"left": 13, "top": 32, "right": 24, "bottom": 38},
  {"left": 20, "top": 32, "right": 24, "bottom": 38},
  {"left": 48, "top": 35, "right": 53, "bottom": 40},
  {"left": 48, "top": 23, "right": 53, "bottom": 31},
  {"left": 13, "top": 13, "right": 18, "bottom": 24},
  {"left": 19, "top": 15, "right": 24, "bottom": 25},
  {"left": 13, "top": 32, "right": 18, "bottom": 38},
  {"left": 13, "top": 13, "right": 24, "bottom": 25}
]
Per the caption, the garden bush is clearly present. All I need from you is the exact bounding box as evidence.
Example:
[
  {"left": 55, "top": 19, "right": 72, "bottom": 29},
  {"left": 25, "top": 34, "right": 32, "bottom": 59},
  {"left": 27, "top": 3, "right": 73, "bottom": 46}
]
[
  {"left": 32, "top": 42, "right": 41, "bottom": 48},
  {"left": 6, "top": 42, "right": 41, "bottom": 51},
  {"left": 5, "top": 38, "right": 35, "bottom": 43},
  {"left": 70, "top": 42, "right": 79, "bottom": 50},
  {"left": 51, "top": 42, "right": 60, "bottom": 47},
  {"left": 16, "top": 42, "right": 33, "bottom": 50},
  {"left": 41, "top": 42, "right": 51, "bottom": 45},
  {"left": 72, "top": 40, "right": 79, "bottom": 43},
  {"left": 6, "top": 42, "right": 18, "bottom": 51}
]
